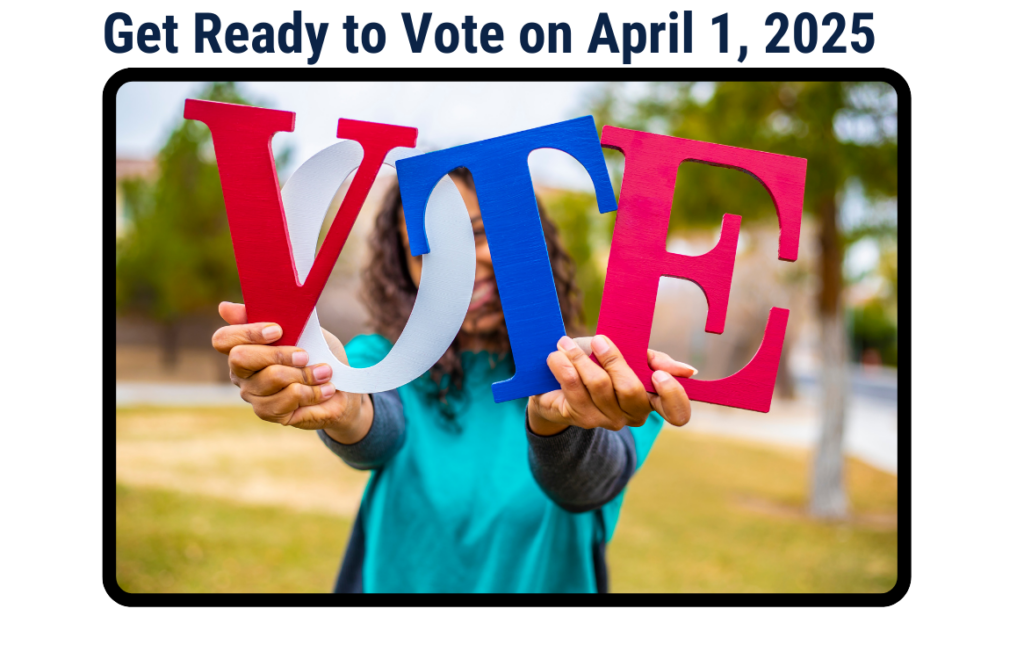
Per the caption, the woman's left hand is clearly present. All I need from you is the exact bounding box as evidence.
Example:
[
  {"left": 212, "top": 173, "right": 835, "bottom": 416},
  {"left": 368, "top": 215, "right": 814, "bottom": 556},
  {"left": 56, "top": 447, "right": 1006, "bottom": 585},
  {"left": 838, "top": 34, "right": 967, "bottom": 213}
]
[{"left": 527, "top": 335, "right": 696, "bottom": 436}]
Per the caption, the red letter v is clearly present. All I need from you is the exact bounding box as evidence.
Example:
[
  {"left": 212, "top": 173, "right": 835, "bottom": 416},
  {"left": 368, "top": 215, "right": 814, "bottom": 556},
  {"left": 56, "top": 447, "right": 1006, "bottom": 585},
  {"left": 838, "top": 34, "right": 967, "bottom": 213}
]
[{"left": 184, "top": 99, "right": 417, "bottom": 345}]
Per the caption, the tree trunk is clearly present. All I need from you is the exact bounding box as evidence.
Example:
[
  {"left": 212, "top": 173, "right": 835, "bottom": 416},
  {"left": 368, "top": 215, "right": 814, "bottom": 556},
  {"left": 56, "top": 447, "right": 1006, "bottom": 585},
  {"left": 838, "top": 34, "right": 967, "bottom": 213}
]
[
  {"left": 810, "top": 197, "right": 848, "bottom": 520},
  {"left": 160, "top": 320, "right": 180, "bottom": 371},
  {"left": 775, "top": 336, "right": 796, "bottom": 400},
  {"left": 811, "top": 313, "right": 848, "bottom": 518}
]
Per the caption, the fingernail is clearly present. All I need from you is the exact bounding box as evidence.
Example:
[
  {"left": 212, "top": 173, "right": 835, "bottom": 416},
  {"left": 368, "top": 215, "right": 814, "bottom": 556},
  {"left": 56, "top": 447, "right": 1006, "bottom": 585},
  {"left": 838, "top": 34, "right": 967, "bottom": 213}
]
[
  {"left": 681, "top": 363, "right": 698, "bottom": 376},
  {"left": 592, "top": 335, "right": 610, "bottom": 355},
  {"left": 262, "top": 324, "right": 282, "bottom": 341},
  {"left": 557, "top": 336, "right": 577, "bottom": 352},
  {"left": 313, "top": 365, "right": 332, "bottom": 382},
  {"left": 653, "top": 370, "right": 672, "bottom": 384},
  {"left": 292, "top": 351, "right": 309, "bottom": 367},
  {"left": 321, "top": 383, "right": 336, "bottom": 400}
]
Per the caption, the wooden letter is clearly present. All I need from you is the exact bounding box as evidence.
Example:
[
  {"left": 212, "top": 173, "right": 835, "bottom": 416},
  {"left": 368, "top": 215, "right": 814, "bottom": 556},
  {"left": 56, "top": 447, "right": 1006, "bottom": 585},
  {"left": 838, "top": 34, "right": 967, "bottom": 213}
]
[
  {"left": 284, "top": 145, "right": 477, "bottom": 393},
  {"left": 396, "top": 116, "right": 618, "bottom": 402},
  {"left": 183, "top": 99, "right": 417, "bottom": 346},
  {"left": 596, "top": 126, "right": 807, "bottom": 412}
]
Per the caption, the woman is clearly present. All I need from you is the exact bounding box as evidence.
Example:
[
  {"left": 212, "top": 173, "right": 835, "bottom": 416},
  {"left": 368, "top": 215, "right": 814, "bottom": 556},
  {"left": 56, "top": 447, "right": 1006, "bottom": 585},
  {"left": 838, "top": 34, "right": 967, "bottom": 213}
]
[{"left": 212, "top": 169, "right": 696, "bottom": 593}]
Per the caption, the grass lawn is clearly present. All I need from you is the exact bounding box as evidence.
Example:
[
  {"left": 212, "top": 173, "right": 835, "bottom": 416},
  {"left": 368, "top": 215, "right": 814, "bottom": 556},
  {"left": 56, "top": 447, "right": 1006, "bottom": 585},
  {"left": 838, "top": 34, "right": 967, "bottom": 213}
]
[
  {"left": 115, "top": 407, "right": 897, "bottom": 594},
  {"left": 607, "top": 430, "right": 897, "bottom": 593},
  {"left": 116, "top": 484, "right": 351, "bottom": 593}
]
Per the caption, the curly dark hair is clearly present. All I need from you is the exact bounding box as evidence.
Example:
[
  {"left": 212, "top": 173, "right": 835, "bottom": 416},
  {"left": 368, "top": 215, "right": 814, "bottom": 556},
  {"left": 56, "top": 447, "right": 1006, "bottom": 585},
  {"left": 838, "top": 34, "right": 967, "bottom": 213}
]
[{"left": 360, "top": 167, "right": 586, "bottom": 408}]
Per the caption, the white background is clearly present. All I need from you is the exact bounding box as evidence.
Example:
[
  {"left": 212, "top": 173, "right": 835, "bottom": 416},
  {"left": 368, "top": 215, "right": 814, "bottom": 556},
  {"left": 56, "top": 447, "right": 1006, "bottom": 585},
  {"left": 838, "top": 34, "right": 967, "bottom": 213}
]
[{"left": 3, "top": 0, "right": 1019, "bottom": 648}]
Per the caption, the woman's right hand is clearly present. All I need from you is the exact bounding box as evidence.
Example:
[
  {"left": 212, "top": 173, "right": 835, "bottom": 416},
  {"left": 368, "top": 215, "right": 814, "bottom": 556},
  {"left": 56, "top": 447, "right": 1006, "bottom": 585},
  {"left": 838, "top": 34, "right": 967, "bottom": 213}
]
[{"left": 211, "top": 301, "right": 373, "bottom": 443}]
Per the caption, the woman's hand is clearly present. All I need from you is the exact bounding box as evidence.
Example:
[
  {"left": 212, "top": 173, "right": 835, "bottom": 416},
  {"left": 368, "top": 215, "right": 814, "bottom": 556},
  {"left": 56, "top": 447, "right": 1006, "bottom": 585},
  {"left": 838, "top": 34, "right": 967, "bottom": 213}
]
[
  {"left": 211, "top": 302, "right": 373, "bottom": 443},
  {"left": 527, "top": 335, "right": 695, "bottom": 436}
]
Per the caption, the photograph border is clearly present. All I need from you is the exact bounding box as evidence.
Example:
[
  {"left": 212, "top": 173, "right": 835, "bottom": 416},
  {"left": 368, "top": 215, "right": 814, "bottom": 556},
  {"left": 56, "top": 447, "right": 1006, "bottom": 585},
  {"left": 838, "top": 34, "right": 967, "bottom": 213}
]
[{"left": 104, "top": 66, "right": 910, "bottom": 607}]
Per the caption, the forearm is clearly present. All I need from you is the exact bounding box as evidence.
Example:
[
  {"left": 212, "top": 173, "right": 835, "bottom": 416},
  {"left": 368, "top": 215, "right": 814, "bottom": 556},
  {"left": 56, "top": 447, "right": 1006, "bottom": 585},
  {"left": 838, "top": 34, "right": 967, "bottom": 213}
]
[
  {"left": 318, "top": 390, "right": 406, "bottom": 470},
  {"left": 526, "top": 414, "right": 637, "bottom": 514}
]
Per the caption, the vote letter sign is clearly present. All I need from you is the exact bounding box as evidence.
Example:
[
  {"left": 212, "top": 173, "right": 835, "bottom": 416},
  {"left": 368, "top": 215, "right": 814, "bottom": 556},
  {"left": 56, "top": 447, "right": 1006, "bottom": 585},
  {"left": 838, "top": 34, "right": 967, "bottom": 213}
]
[
  {"left": 596, "top": 127, "right": 807, "bottom": 413},
  {"left": 185, "top": 100, "right": 806, "bottom": 412}
]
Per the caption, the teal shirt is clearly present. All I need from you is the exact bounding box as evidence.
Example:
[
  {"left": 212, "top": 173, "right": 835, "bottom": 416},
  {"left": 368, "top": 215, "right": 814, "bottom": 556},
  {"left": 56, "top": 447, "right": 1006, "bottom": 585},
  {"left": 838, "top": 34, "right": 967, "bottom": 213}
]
[{"left": 345, "top": 333, "right": 664, "bottom": 593}]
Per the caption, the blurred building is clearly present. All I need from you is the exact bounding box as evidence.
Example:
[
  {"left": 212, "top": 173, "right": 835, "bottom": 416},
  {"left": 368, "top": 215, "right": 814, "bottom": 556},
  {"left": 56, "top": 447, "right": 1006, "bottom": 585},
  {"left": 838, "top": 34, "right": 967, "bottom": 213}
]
[
  {"left": 115, "top": 157, "right": 156, "bottom": 238},
  {"left": 114, "top": 161, "right": 386, "bottom": 383}
]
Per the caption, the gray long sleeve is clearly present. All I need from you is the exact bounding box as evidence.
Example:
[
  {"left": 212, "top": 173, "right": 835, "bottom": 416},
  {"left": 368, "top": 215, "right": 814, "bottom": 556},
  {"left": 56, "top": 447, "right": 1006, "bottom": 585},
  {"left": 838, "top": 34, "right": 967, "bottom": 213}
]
[
  {"left": 317, "top": 390, "right": 406, "bottom": 470},
  {"left": 526, "top": 416, "right": 637, "bottom": 514}
]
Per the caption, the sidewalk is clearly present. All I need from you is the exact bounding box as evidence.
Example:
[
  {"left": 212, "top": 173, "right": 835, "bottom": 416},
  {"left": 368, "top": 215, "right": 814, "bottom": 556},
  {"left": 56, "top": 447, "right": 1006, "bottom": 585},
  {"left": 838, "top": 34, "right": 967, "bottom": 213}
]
[
  {"left": 116, "top": 382, "right": 245, "bottom": 407},
  {"left": 116, "top": 379, "right": 899, "bottom": 475},
  {"left": 688, "top": 394, "right": 898, "bottom": 474}
]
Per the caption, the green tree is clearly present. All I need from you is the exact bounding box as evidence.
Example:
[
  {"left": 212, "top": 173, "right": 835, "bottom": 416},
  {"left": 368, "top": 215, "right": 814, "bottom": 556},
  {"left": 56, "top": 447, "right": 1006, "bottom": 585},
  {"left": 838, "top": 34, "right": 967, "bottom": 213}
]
[
  {"left": 591, "top": 81, "right": 898, "bottom": 519},
  {"left": 543, "top": 189, "right": 613, "bottom": 329},
  {"left": 850, "top": 299, "right": 898, "bottom": 366},
  {"left": 116, "top": 82, "right": 287, "bottom": 368}
]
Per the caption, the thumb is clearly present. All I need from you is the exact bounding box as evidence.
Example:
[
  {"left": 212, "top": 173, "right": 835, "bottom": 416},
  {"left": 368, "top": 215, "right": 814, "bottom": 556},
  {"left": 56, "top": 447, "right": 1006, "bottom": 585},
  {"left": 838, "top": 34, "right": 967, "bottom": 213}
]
[
  {"left": 218, "top": 301, "right": 247, "bottom": 326},
  {"left": 321, "top": 328, "right": 350, "bottom": 365},
  {"left": 647, "top": 349, "right": 698, "bottom": 379}
]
